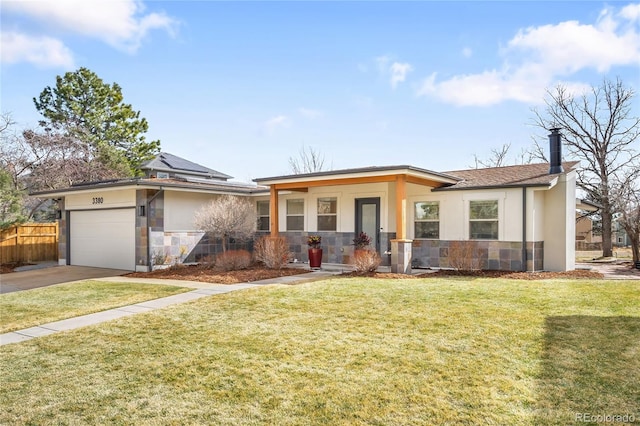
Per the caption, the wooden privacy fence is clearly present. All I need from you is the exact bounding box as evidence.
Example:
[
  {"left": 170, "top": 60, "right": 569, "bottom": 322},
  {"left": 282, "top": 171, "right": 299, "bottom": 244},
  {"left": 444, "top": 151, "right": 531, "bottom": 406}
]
[{"left": 0, "top": 223, "right": 58, "bottom": 264}]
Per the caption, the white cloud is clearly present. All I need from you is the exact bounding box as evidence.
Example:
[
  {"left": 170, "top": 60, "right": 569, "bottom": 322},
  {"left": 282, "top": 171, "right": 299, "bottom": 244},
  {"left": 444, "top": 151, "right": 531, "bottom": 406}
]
[
  {"left": 417, "top": 4, "right": 640, "bottom": 106},
  {"left": 1, "top": 31, "right": 74, "bottom": 68},
  {"left": 3, "top": 0, "right": 177, "bottom": 53},
  {"left": 390, "top": 62, "right": 413, "bottom": 89},
  {"left": 375, "top": 56, "right": 414, "bottom": 88},
  {"left": 620, "top": 3, "right": 640, "bottom": 21},
  {"left": 298, "top": 108, "right": 323, "bottom": 119},
  {"left": 264, "top": 115, "right": 290, "bottom": 133}
]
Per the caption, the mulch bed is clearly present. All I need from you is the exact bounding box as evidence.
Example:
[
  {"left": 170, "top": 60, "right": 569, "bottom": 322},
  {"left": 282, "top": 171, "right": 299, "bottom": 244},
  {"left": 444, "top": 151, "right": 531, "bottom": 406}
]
[
  {"left": 127, "top": 263, "right": 606, "bottom": 284},
  {"left": 125, "top": 264, "right": 308, "bottom": 284}
]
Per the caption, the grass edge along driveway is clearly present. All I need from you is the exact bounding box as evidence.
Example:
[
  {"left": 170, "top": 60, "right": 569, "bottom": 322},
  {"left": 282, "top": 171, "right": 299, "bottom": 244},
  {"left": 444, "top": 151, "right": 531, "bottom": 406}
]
[
  {"left": 1, "top": 277, "right": 638, "bottom": 425},
  {"left": 0, "top": 280, "right": 190, "bottom": 333}
]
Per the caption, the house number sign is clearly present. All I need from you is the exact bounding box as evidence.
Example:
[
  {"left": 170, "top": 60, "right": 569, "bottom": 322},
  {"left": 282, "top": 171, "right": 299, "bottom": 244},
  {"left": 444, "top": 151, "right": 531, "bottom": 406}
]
[{"left": 92, "top": 197, "right": 104, "bottom": 204}]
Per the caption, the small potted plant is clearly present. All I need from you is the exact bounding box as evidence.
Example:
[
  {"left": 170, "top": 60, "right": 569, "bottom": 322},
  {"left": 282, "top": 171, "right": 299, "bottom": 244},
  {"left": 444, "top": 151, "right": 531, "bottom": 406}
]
[
  {"left": 353, "top": 231, "right": 371, "bottom": 250},
  {"left": 307, "top": 235, "right": 322, "bottom": 268}
]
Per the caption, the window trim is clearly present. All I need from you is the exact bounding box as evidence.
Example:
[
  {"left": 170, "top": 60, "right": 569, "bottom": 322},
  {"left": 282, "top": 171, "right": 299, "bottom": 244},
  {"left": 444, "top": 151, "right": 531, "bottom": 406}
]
[
  {"left": 286, "top": 198, "right": 305, "bottom": 231},
  {"left": 256, "top": 200, "right": 270, "bottom": 231},
  {"left": 468, "top": 199, "right": 499, "bottom": 240},
  {"left": 317, "top": 197, "right": 338, "bottom": 232},
  {"left": 414, "top": 201, "right": 440, "bottom": 239}
]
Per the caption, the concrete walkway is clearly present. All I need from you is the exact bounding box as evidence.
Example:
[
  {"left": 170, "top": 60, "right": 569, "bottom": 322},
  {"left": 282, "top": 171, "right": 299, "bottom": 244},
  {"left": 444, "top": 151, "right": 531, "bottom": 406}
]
[
  {"left": 576, "top": 262, "right": 640, "bottom": 280},
  {"left": 0, "top": 270, "right": 338, "bottom": 346}
]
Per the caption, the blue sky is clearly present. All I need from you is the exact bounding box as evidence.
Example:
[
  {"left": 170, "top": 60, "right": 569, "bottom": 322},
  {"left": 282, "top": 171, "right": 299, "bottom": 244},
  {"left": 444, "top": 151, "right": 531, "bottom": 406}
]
[{"left": 2, "top": 1, "right": 639, "bottom": 183}]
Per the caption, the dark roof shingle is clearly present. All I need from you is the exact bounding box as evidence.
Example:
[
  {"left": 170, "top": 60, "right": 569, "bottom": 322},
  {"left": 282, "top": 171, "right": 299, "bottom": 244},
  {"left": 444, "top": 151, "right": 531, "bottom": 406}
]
[{"left": 436, "top": 161, "right": 579, "bottom": 191}]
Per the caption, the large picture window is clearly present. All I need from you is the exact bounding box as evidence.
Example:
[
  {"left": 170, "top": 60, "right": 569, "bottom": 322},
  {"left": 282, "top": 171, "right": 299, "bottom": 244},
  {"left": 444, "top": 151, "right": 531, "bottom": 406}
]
[
  {"left": 414, "top": 201, "right": 439, "bottom": 239},
  {"left": 286, "top": 199, "right": 304, "bottom": 231},
  {"left": 257, "top": 200, "right": 270, "bottom": 231},
  {"left": 469, "top": 200, "right": 498, "bottom": 239},
  {"left": 317, "top": 197, "right": 337, "bottom": 231}
]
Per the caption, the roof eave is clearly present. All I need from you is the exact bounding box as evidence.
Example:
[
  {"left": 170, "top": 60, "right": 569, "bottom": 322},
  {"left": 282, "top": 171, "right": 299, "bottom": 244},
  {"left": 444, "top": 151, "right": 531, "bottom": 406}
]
[
  {"left": 254, "top": 165, "right": 461, "bottom": 186},
  {"left": 432, "top": 182, "right": 552, "bottom": 192},
  {"left": 30, "top": 179, "right": 268, "bottom": 197}
]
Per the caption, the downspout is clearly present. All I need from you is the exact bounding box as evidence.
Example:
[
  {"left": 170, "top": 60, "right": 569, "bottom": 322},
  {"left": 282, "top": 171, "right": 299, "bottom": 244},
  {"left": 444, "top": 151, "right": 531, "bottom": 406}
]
[
  {"left": 146, "top": 188, "right": 164, "bottom": 270},
  {"left": 522, "top": 187, "right": 527, "bottom": 272}
]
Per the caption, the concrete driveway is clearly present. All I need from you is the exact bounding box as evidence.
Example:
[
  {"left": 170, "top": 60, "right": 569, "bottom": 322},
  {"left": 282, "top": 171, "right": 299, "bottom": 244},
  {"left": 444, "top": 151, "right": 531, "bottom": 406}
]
[{"left": 0, "top": 266, "right": 131, "bottom": 294}]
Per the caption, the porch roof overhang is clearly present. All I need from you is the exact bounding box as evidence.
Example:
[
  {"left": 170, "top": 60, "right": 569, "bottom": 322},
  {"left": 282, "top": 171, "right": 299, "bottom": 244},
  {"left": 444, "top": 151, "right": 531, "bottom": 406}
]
[
  {"left": 254, "top": 165, "right": 460, "bottom": 239},
  {"left": 253, "top": 165, "right": 461, "bottom": 191}
]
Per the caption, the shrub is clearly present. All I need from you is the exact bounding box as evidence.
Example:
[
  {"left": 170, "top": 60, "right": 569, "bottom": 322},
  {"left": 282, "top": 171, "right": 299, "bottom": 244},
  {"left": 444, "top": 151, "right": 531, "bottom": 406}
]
[
  {"left": 352, "top": 249, "right": 381, "bottom": 273},
  {"left": 353, "top": 232, "right": 371, "bottom": 249},
  {"left": 152, "top": 250, "right": 168, "bottom": 266},
  {"left": 254, "top": 236, "right": 291, "bottom": 269},
  {"left": 167, "top": 262, "right": 187, "bottom": 271},
  {"left": 197, "top": 255, "right": 216, "bottom": 270},
  {"left": 448, "top": 241, "right": 481, "bottom": 271},
  {"left": 215, "top": 250, "right": 251, "bottom": 272},
  {"left": 194, "top": 195, "right": 257, "bottom": 252}
]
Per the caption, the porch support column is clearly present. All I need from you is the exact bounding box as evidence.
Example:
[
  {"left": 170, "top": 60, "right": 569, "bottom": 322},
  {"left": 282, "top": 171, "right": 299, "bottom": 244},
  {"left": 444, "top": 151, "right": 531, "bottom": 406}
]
[
  {"left": 391, "top": 175, "right": 412, "bottom": 274},
  {"left": 395, "top": 175, "right": 407, "bottom": 240},
  {"left": 269, "top": 185, "right": 279, "bottom": 237}
]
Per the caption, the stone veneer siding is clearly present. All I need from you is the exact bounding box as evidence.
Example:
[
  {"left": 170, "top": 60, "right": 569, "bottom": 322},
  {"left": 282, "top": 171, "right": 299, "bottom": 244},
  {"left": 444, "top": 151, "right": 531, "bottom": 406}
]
[
  {"left": 183, "top": 234, "right": 254, "bottom": 263},
  {"left": 150, "top": 230, "right": 395, "bottom": 268},
  {"left": 278, "top": 231, "right": 395, "bottom": 266},
  {"left": 411, "top": 240, "right": 544, "bottom": 272},
  {"left": 58, "top": 199, "right": 67, "bottom": 264},
  {"left": 135, "top": 189, "right": 151, "bottom": 268}
]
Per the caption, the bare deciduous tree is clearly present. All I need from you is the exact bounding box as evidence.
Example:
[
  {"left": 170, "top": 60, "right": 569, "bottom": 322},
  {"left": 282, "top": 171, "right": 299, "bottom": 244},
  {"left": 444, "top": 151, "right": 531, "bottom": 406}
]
[
  {"left": 288, "top": 145, "right": 328, "bottom": 174},
  {"left": 531, "top": 78, "right": 640, "bottom": 258},
  {"left": 611, "top": 169, "right": 640, "bottom": 263},
  {"left": 471, "top": 143, "right": 511, "bottom": 168},
  {"left": 471, "top": 143, "right": 536, "bottom": 169},
  {"left": 194, "top": 195, "right": 257, "bottom": 252},
  {"left": 0, "top": 112, "right": 15, "bottom": 134},
  {"left": 1, "top": 118, "right": 125, "bottom": 222}
]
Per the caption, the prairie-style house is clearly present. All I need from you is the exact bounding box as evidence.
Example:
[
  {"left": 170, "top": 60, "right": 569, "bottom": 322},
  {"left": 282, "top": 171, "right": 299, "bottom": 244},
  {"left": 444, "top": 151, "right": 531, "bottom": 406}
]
[{"left": 33, "top": 130, "right": 578, "bottom": 274}]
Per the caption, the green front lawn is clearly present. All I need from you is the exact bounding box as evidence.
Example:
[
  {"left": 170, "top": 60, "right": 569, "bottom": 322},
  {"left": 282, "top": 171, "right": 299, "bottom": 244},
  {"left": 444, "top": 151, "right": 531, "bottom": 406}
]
[
  {"left": 0, "top": 280, "right": 190, "bottom": 333},
  {"left": 1, "top": 277, "right": 638, "bottom": 425}
]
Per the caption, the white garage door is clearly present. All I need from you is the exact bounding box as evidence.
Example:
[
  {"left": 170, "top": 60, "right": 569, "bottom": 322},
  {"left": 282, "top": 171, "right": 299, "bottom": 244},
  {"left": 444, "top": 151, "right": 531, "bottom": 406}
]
[{"left": 70, "top": 209, "right": 136, "bottom": 270}]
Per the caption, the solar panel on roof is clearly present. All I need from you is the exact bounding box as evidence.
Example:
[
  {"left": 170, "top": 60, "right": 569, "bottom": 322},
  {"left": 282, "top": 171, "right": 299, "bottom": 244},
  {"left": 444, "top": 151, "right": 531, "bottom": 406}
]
[{"left": 161, "top": 153, "right": 211, "bottom": 173}]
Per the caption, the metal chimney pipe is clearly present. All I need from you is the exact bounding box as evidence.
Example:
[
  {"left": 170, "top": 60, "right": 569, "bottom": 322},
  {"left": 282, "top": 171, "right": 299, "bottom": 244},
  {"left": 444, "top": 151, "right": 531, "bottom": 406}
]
[{"left": 548, "top": 128, "right": 564, "bottom": 174}]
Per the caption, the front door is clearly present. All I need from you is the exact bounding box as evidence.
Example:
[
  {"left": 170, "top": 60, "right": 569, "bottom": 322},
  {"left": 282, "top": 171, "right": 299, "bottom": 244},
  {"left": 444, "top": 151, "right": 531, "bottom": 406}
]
[{"left": 355, "top": 198, "right": 380, "bottom": 252}]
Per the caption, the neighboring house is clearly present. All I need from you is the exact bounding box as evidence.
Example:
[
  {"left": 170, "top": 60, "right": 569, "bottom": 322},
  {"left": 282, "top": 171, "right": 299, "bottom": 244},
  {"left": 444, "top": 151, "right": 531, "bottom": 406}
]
[
  {"left": 590, "top": 218, "right": 632, "bottom": 247},
  {"left": 32, "top": 132, "right": 579, "bottom": 273},
  {"left": 575, "top": 199, "right": 600, "bottom": 243},
  {"left": 612, "top": 223, "right": 631, "bottom": 247},
  {"left": 575, "top": 199, "right": 631, "bottom": 248}
]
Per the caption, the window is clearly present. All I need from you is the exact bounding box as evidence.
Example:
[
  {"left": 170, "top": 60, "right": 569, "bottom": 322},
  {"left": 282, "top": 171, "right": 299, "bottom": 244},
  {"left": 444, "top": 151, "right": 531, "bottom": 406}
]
[
  {"left": 469, "top": 200, "right": 498, "bottom": 239},
  {"left": 414, "top": 201, "right": 439, "bottom": 239},
  {"left": 317, "top": 197, "right": 337, "bottom": 231},
  {"left": 257, "top": 200, "right": 270, "bottom": 231},
  {"left": 286, "top": 199, "right": 304, "bottom": 231}
]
